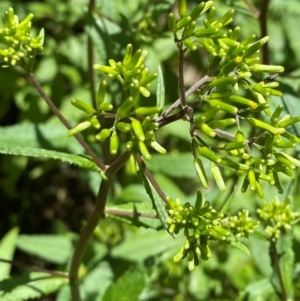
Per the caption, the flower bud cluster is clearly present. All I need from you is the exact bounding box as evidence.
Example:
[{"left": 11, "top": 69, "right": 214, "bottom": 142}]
[
  {"left": 166, "top": 192, "right": 231, "bottom": 270},
  {"left": 0, "top": 8, "right": 44, "bottom": 67},
  {"left": 257, "top": 197, "right": 299, "bottom": 241},
  {"left": 67, "top": 45, "right": 165, "bottom": 163},
  {"left": 226, "top": 209, "right": 259, "bottom": 238},
  {"left": 166, "top": 1, "right": 298, "bottom": 197}
]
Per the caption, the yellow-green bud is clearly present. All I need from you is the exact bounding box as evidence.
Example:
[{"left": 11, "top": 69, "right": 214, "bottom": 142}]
[
  {"left": 67, "top": 121, "right": 91, "bottom": 136},
  {"left": 149, "top": 141, "right": 166, "bottom": 154},
  {"left": 176, "top": 16, "right": 192, "bottom": 30},
  {"left": 116, "top": 122, "right": 131, "bottom": 133},
  {"left": 250, "top": 64, "right": 284, "bottom": 73},
  {"left": 200, "top": 123, "right": 216, "bottom": 137},
  {"left": 96, "top": 80, "right": 107, "bottom": 107},
  {"left": 194, "top": 27, "right": 219, "bottom": 38},
  {"left": 131, "top": 118, "right": 145, "bottom": 141},
  {"left": 95, "top": 128, "right": 111, "bottom": 141},
  {"left": 117, "top": 97, "right": 134, "bottom": 117},
  {"left": 211, "top": 162, "right": 226, "bottom": 192},
  {"left": 90, "top": 116, "right": 101, "bottom": 129},
  {"left": 209, "top": 118, "right": 236, "bottom": 128},
  {"left": 168, "top": 13, "right": 176, "bottom": 32},
  {"left": 135, "top": 106, "right": 160, "bottom": 116},
  {"left": 183, "top": 38, "right": 197, "bottom": 51},
  {"left": 138, "top": 141, "right": 151, "bottom": 160},
  {"left": 209, "top": 99, "right": 238, "bottom": 115},
  {"left": 246, "top": 118, "right": 285, "bottom": 135},
  {"left": 110, "top": 133, "right": 119, "bottom": 155},
  {"left": 71, "top": 98, "right": 95, "bottom": 114},
  {"left": 194, "top": 158, "right": 209, "bottom": 189},
  {"left": 99, "top": 102, "right": 113, "bottom": 112},
  {"left": 122, "top": 44, "right": 133, "bottom": 66},
  {"left": 189, "top": 2, "right": 205, "bottom": 20},
  {"left": 198, "top": 146, "right": 221, "bottom": 163}
]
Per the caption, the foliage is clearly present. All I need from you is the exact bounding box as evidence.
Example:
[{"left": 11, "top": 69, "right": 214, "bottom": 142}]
[{"left": 0, "top": 0, "right": 300, "bottom": 301}]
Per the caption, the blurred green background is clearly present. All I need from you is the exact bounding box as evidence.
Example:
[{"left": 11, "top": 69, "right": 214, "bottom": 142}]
[{"left": 1, "top": 0, "right": 300, "bottom": 300}]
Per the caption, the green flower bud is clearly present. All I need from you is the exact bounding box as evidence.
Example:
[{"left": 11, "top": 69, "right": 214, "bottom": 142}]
[
  {"left": 71, "top": 98, "right": 95, "bottom": 114},
  {"left": 244, "top": 36, "right": 269, "bottom": 57},
  {"left": 250, "top": 64, "right": 284, "bottom": 73},
  {"left": 178, "top": 0, "right": 187, "bottom": 18},
  {"left": 193, "top": 28, "right": 219, "bottom": 38},
  {"left": 255, "top": 179, "right": 264, "bottom": 199},
  {"left": 138, "top": 141, "right": 151, "bottom": 160},
  {"left": 139, "top": 86, "right": 150, "bottom": 97},
  {"left": 140, "top": 72, "right": 158, "bottom": 86},
  {"left": 211, "top": 162, "right": 226, "bottom": 192},
  {"left": 264, "top": 134, "right": 274, "bottom": 157},
  {"left": 110, "top": 133, "right": 119, "bottom": 155},
  {"left": 274, "top": 153, "right": 296, "bottom": 170},
  {"left": 93, "top": 64, "right": 115, "bottom": 75},
  {"left": 198, "top": 146, "right": 222, "bottom": 163},
  {"left": 218, "top": 9, "right": 235, "bottom": 25},
  {"left": 117, "top": 97, "right": 135, "bottom": 117},
  {"left": 189, "top": 2, "right": 205, "bottom": 20},
  {"left": 200, "top": 123, "right": 217, "bottom": 137},
  {"left": 116, "top": 122, "right": 131, "bottom": 133},
  {"left": 183, "top": 38, "right": 197, "bottom": 51},
  {"left": 188, "top": 250, "right": 195, "bottom": 271},
  {"left": 134, "top": 106, "right": 160, "bottom": 116},
  {"left": 90, "top": 116, "right": 101, "bottom": 129},
  {"left": 228, "top": 94, "right": 258, "bottom": 109},
  {"left": 211, "top": 76, "right": 238, "bottom": 87},
  {"left": 128, "top": 153, "right": 137, "bottom": 174},
  {"left": 99, "top": 102, "right": 113, "bottom": 112},
  {"left": 182, "top": 21, "right": 196, "bottom": 39},
  {"left": 168, "top": 13, "right": 176, "bottom": 32},
  {"left": 281, "top": 131, "right": 300, "bottom": 143},
  {"left": 96, "top": 80, "right": 107, "bottom": 107},
  {"left": 149, "top": 141, "right": 166, "bottom": 154},
  {"left": 277, "top": 115, "right": 300, "bottom": 128},
  {"left": 176, "top": 16, "right": 192, "bottom": 30},
  {"left": 127, "top": 49, "right": 142, "bottom": 69},
  {"left": 247, "top": 169, "right": 256, "bottom": 191},
  {"left": 194, "top": 158, "right": 209, "bottom": 189},
  {"left": 126, "top": 141, "right": 133, "bottom": 151},
  {"left": 246, "top": 118, "right": 285, "bottom": 135},
  {"left": 209, "top": 118, "right": 236, "bottom": 128},
  {"left": 122, "top": 44, "right": 133, "bottom": 66},
  {"left": 222, "top": 141, "right": 246, "bottom": 151},
  {"left": 252, "top": 92, "right": 270, "bottom": 115},
  {"left": 173, "top": 247, "right": 185, "bottom": 262},
  {"left": 220, "top": 157, "right": 247, "bottom": 170},
  {"left": 272, "top": 164, "right": 293, "bottom": 177},
  {"left": 198, "top": 38, "right": 217, "bottom": 56},
  {"left": 95, "top": 128, "right": 111, "bottom": 141},
  {"left": 207, "top": 5, "right": 216, "bottom": 23},
  {"left": 131, "top": 118, "right": 145, "bottom": 141},
  {"left": 274, "top": 141, "right": 295, "bottom": 148},
  {"left": 209, "top": 99, "right": 238, "bottom": 115},
  {"left": 67, "top": 121, "right": 91, "bottom": 136}
]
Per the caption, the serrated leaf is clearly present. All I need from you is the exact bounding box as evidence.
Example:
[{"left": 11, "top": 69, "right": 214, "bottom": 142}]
[
  {"left": 0, "top": 272, "right": 68, "bottom": 301},
  {"left": 137, "top": 168, "right": 170, "bottom": 233},
  {"left": 156, "top": 64, "right": 165, "bottom": 113},
  {"left": 0, "top": 145, "right": 101, "bottom": 172},
  {"left": 102, "top": 268, "right": 145, "bottom": 301},
  {"left": 0, "top": 227, "right": 19, "bottom": 281},
  {"left": 230, "top": 240, "right": 250, "bottom": 256},
  {"left": 17, "top": 235, "right": 73, "bottom": 264}
]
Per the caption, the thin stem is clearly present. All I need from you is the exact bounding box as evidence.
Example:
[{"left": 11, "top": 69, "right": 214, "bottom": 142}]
[
  {"left": 105, "top": 150, "right": 130, "bottom": 178},
  {"left": 69, "top": 178, "right": 112, "bottom": 301},
  {"left": 260, "top": 0, "right": 271, "bottom": 64},
  {"left": 105, "top": 209, "right": 157, "bottom": 219},
  {"left": 159, "top": 75, "right": 212, "bottom": 119},
  {"left": 243, "top": 0, "right": 260, "bottom": 17},
  {"left": 136, "top": 154, "right": 167, "bottom": 202},
  {"left": 0, "top": 258, "right": 69, "bottom": 279},
  {"left": 178, "top": 44, "right": 186, "bottom": 109},
  {"left": 87, "top": 0, "right": 96, "bottom": 107},
  {"left": 269, "top": 241, "right": 287, "bottom": 301},
  {"left": 27, "top": 73, "right": 106, "bottom": 171}
]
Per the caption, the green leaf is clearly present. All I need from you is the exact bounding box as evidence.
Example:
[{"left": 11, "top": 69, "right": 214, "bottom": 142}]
[
  {"left": 0, "top": 123, "right": 81, "bottom": 153},
  {"left": 156, "top": 64, "right": 165, "bottom": 113},
  {"left": 16, "top": 235, "right": 73, "bottom": 264},
  {"left": 102, "top": 268, "right": 145, "bottom": 301},
  {"left": 0, "top": 145, "right": 101, "bottom": 172},
  {"left": 147, "top": 152, "right": 197, "bottom": 178},
  {"left": 0, "top": 227, "right": 19, "bottom": 281},
  {"left": 0, "top": 272, "right": 68, "bottom": 301},
  {"left": 229, "top": 240, "right": 250, "bottom": 256},
  {"left": 138, "top": 168, "right": 170, "bottom": 233},
  {"left": 111, "top": 228, "right": 183, "bottom": 262},
  {"left": 242, "top": 278, "right": 278, "bottom": 301}
]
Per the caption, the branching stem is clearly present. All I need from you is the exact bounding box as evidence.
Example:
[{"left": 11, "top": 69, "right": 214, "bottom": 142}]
[{"left": 27, "top": 73, "right": 106, "bottom": 171}]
